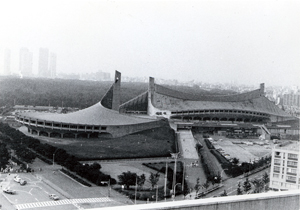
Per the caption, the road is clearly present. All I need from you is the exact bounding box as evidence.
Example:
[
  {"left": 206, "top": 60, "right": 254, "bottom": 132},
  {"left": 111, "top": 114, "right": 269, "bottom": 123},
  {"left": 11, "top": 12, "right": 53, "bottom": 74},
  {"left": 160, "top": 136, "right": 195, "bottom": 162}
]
[{"left": 205, "top": 167, "right": 270, "bottom": 197}]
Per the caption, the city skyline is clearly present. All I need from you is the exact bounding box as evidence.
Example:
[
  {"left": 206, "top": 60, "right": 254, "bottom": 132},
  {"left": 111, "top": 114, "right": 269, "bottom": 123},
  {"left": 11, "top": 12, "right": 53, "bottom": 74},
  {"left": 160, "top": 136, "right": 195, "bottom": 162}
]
[{"left": 0, "top": 0, "right": 299, "bottom": 86}]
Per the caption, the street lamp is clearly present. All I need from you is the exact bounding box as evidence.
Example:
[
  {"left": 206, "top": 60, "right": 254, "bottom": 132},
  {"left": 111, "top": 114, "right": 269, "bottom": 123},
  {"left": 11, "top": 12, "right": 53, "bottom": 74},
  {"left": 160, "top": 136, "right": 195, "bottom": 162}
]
[
  {"left": 170, "top": 152, "right": 180, "bottom": 200},
  {"left": 156, "top": 185, "right": 158, "bottom": 203},
  {"left": 53, "top": 148, "right": 59, "bottom": 166},
  {"left": 173, "top": 183, "right": 181, "bottom": 201},
  {"left": 220, "top": 169, "right": 227, "bottom": 184}
]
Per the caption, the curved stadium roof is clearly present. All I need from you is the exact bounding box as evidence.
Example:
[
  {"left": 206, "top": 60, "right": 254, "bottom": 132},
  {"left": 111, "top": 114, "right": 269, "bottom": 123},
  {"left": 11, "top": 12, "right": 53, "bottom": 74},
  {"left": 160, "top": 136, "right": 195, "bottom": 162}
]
[
  {"left": 151, "top": 84, "right": 290, "bottom": 117},
  {"left": 19, "top": 102, "right": 156, "bottom": 126}
]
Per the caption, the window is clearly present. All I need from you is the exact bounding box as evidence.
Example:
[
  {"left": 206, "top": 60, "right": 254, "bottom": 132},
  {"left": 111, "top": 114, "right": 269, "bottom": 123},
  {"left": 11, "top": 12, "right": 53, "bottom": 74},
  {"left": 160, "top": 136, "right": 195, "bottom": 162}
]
[
  {"left": 288, "top": 153, "right": 298, "bottom": 159},
  {"left": 287, "top": 176, "right": 296, "bottom": 181},
  {"left": 287, "top": 168, "right": 297, "bottom": 174},
  {"left": 274, "top": 166, "right": 280, "bottom": 172},
  {"left": 274, "top": 159, "right": 281, "bottom": 165},
  {"left": 273, "top": 173, "right": 279, "bottom": 178},
  {"left": 287, "top": 161, "right": 297, "bottom": 167}
]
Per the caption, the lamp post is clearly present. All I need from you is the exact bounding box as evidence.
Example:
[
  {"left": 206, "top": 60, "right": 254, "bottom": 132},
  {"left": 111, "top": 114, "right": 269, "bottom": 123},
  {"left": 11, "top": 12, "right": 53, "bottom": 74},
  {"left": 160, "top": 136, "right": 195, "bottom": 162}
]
[
  {"left": 53, "top": 148, "right": 59, "bottom": 166},
  {"left": 220, "top": 169, "right": 227, "bottom": 184},
  {"left": 173, "top": 183, "right": 181, "bottom": 201},
  {"left": 156, "top": 185, "right": 158, "bottom": 203},
  {"left": 170, "top": 152, "right": 180, "bottom": 200}
]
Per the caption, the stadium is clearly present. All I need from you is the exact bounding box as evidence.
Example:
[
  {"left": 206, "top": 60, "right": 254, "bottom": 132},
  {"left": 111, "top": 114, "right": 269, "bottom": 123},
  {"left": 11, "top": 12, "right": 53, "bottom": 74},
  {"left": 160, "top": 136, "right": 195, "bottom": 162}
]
[{"left": 15, "top": 71, "right": 294, "bottom": 139}]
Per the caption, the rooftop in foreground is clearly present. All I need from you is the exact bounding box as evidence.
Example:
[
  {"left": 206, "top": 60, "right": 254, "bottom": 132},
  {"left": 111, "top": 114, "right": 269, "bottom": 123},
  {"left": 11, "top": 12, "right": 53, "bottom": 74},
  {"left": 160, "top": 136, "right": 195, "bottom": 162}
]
[{"left": 275, "top": 141, "right": 300, "bottom": 152}]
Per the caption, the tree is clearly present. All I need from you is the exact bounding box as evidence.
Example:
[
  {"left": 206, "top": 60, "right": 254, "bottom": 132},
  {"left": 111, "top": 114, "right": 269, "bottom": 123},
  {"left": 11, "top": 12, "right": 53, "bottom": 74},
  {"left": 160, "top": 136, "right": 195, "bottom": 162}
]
[
  {"left": 202, "top": 179, "right": 210, "bottom": 192},
  {"left": 194, "top": 178, "right": 202, "bottom": 194},
  {"left": 237, "top": 182, "right": 243, "bottom": 195},
  {"left": 149, "top": 172, "right": 160, "bottom": 189},
  {"left": 14, "top": 145, "right": 36, "bottom": 163},
  {"left": 0, "top": 143, "right": 10, "bottom": 168},
  {"left": 262, "top": 172, "right": 269, "bottom": 184},
  {"left": 118, "top": 171, "right": 137, "bottom": 189},
  {"left": 220, "top": 189, "right": 228, "bottom": 196},
  {"left": 137, "top": 174, "right": 146, "bottom": 189},
  {"left": 243, "top": 178, "right": 252, "bottom": 193},
  {"left": 251, "top": 178, "right": 264, "bottom": 193},
  {"left": 232, "top": 158, "right": 239, "bottom": 165},
  {"left": 262, "top": 172, "right": 270, "bottom": 192},
  {"left": 90, "top": 162, "right": 101, "bottom": 171}
]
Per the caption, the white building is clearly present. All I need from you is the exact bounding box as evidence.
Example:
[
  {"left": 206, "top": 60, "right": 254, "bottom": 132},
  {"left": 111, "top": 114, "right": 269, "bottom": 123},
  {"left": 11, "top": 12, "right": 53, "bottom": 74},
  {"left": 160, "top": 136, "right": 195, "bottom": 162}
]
[{"left": 269, "top": 141, "right": 300, "bottom": 190}]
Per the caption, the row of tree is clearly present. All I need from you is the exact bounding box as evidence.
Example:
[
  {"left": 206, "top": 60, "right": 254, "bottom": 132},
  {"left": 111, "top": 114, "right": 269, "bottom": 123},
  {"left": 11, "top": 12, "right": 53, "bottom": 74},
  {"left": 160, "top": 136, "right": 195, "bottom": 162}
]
[
  {"left": 0, "top": 122, "right": 115, "bottom": 185},
  {"left": 117, "top": 171, "right": 160, "bottom": 190},
  {"left": 0, "top": 77, "right": 236, "bottom": 109},
  {"left": 204, "top": 137, "right": 271, "bottom": 177},
  {"left": 237, "top": 172, "right": 270, "bottom": 195}
]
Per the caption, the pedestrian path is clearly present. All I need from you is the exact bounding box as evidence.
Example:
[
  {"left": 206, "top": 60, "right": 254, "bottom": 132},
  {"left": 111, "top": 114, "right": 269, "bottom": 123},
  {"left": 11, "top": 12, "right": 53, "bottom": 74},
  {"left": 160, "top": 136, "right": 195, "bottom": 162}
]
[
  {"left": 177, "top": 130, "right": 199, "bottom": 159},
  {"left": 15, "top": 197, "right": 112, "bottom": 209}
]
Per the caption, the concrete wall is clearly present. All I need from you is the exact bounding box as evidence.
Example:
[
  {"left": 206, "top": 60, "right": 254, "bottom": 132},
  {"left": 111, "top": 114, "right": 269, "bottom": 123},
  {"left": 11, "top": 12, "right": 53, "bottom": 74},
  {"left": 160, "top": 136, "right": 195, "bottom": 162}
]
[{"left": 97, "top": 190, "right": 299, "bottom": 210}]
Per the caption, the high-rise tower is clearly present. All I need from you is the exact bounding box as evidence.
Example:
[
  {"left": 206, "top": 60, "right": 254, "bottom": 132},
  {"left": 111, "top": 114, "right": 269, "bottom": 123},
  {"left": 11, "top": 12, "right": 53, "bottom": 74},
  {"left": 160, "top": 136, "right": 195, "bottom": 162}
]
[
  {"left": 49, "top": 52, "right": 57, "bottom": 78},
  {"left": 3, "top": 48, "right": 11, "bottom": 75},
  {"left": 19, "top": 48, "right": 33, "bottom": 76},
  {"left": 38, "top": 48, "right": 49, "bottom": 77}
]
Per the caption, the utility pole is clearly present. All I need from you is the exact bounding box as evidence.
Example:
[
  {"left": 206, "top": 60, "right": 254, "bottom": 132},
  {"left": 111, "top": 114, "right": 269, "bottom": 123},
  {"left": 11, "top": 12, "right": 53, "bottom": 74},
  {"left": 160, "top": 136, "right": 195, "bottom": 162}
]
[
  {"left": 108, "top": 179, "right": 111, "bottom": 197},
  {"left": 164, "top": 162, "right": 168, "bottom": 201},
  {"left": 170, "top": 152, "right": 180, "bottom": 200},
  {"left": 182, "top": 162, "right": 185, "bottom": 192},
  {"left": 134, "top": 176, "right": 137, "bottom": 204}
]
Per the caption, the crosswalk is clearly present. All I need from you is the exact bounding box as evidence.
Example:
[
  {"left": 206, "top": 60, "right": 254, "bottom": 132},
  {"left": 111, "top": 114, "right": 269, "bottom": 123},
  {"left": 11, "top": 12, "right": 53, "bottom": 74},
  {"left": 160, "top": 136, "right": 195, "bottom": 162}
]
[{"left": 15, "top": 197, "right": 112, "bottom": 209}]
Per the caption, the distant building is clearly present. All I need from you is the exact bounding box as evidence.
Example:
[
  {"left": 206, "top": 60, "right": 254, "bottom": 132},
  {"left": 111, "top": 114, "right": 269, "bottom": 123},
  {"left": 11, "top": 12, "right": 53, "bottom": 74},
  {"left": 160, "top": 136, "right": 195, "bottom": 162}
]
[
  {"left": 3, "top": 48, "right": 11, "bottom": 75},
  {"left": 19, "top": 48, "right": 33, "bottom": 77},
  {"left": 269, "top": 141, "right": 300, "bottom": 190},
  {"left": 80, "top": 70, "right": 111, "bottom": 81},
  {"left": 283, "top": 93, "right": 300, "bottom": 108},
  {"left": 49, "top": 52, "right": 57, "bottom": 78},
  {"left": 38, "top": 48, "right": 49, "bottom": 77}
]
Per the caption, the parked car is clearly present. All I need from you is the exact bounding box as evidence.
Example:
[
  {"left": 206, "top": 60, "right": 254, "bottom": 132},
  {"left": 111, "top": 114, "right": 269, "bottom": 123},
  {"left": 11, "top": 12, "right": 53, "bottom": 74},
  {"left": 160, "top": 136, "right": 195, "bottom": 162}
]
[
  {"left": 20, "top": 179, "right": 27, "bottom": 185},
  {"left": 3, "top": 188, "right": 15, "bottom": 194},
  {"left": 13, "top": 176, "right": 21, "bottom": 183},
  {"left": 49, "top": 194, "right": 59, "bottom": 200}
]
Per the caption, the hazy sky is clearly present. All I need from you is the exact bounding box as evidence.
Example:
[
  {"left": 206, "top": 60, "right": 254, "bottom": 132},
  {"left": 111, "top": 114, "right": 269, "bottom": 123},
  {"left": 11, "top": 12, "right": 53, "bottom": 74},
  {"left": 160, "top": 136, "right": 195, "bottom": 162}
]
[{"left": 0, "top": 0, "right": 299, "bottom": 86}]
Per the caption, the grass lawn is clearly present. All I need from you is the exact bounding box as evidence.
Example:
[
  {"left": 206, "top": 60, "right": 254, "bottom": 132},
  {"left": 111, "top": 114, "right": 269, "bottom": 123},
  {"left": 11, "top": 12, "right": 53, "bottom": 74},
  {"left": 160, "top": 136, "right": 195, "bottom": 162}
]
[{"left": 24, "top": 125, "right": 176, "bottom": 160}]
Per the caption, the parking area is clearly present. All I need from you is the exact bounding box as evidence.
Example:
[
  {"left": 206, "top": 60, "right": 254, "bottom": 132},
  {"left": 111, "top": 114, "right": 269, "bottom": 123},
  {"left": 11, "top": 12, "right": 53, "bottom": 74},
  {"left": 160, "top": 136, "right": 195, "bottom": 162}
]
[
  {"left": 206, "top": 136, "right": 273, "bottom": 162},
  {"left": 0, "top": 158, "right": 133, "bottom": 210}
]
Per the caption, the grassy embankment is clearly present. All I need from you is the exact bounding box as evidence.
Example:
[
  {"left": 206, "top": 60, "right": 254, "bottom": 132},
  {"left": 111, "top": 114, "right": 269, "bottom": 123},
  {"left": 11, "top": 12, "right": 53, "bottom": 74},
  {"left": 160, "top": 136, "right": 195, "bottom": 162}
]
[{"left": 38, "top": 125, "right": 176, "bottom": 160}]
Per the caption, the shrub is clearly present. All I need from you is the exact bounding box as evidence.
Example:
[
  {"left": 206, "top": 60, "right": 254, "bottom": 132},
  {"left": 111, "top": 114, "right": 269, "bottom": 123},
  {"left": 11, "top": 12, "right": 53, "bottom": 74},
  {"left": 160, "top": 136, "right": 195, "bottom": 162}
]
[{"left": 204, "top": 139, "right": 215, "bottom": 149}]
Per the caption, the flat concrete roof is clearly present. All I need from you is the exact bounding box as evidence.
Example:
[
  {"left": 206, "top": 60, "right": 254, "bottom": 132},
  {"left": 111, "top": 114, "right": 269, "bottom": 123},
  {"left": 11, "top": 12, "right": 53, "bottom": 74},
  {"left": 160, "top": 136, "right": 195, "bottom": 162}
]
[{"left": 275, "top": 141, "right": 300, "bottom": 152}]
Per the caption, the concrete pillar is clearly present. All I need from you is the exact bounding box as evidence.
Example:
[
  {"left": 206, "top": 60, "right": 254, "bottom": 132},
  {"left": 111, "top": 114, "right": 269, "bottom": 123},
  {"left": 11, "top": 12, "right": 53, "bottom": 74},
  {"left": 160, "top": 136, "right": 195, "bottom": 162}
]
[
  {"left": 87, "top": 133, "right": 90, "bottom": 139},
  {"left": 61, "top": 133, "right": 64, "bottom": 138},
  {"left": 75, "top": 133, "right": 78, "bottom": 139},
  {"left": 112, "top": 70, "right": 121, "bottom": 111}
]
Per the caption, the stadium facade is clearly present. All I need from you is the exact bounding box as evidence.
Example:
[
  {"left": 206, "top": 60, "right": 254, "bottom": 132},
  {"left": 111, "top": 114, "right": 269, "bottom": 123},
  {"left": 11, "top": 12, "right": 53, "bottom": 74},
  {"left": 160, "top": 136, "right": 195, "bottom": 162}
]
[{"left": 15, "top": 71, "right": 294, "bottom": 139}]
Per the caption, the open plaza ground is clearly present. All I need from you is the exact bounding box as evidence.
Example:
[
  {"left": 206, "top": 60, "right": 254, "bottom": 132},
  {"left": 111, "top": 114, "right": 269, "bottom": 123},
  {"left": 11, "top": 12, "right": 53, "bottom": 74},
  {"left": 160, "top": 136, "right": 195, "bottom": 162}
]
[{"left": 208, "top": 135, "right": 275, "bottom": 163}]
